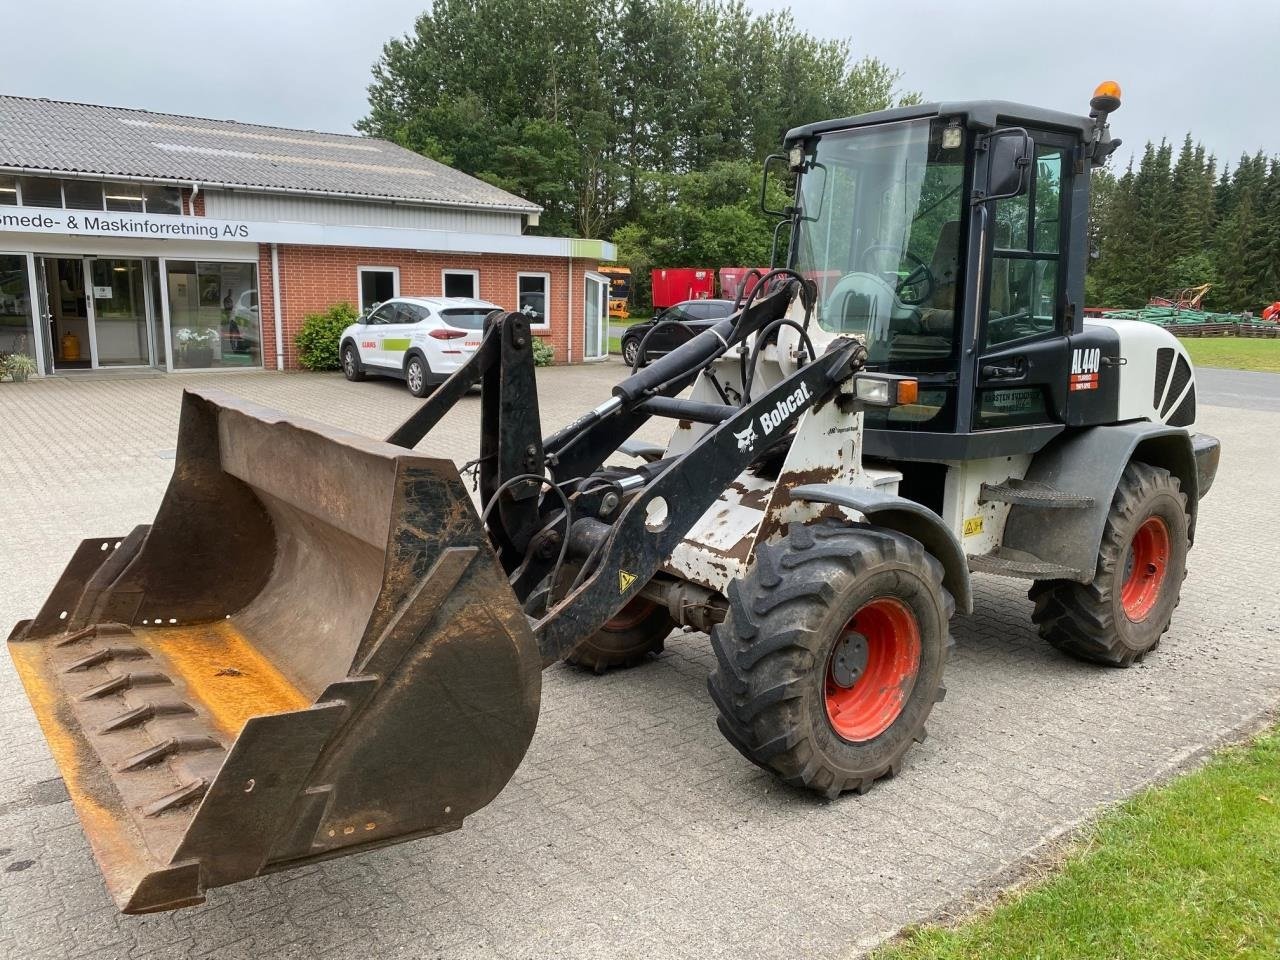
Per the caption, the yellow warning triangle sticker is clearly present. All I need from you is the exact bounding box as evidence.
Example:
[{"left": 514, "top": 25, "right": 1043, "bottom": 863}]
[{"left": 618, "top": 570, "right": 638, "bottom": 594}]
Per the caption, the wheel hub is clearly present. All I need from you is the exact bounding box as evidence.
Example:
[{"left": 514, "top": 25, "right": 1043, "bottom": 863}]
[
  {"left": 829, "top": 631, "right": 869, "bottom": 688},
  {"left": 824, "top": 597, "right": 922, "bottom": 743},
  {"left": 1121, "top": 515, "right": 1170, "bottom": 622}
]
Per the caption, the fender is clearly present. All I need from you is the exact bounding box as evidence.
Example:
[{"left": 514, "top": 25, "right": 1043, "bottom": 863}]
[
  {"left": 789, "top": 484, "right": 973, "bottom": 615},
  {"left": 1002, "top": 422, "right": 1202, "bottom": 585}
]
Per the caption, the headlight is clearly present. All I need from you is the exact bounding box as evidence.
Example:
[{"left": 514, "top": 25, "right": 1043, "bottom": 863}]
[{"left": 855, "top": 374, "right": 919, "bottom": 406}]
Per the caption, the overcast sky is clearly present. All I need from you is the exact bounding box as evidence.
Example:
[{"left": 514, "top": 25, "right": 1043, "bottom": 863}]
[{"left": 4, "top": 0, "right": 1275, "bottom": 170}]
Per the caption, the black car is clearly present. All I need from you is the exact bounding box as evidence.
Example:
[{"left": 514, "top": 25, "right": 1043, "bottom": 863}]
[{"left": 621, "top": 298, "right": 736, "bottom": 367}]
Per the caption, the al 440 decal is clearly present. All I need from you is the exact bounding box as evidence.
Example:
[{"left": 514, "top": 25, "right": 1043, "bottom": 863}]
[{"left": 1069, "top": 347, "right": 1101, "bottom": 392}]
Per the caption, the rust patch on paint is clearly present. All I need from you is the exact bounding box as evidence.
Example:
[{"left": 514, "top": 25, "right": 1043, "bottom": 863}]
[{"left": 142, "top": 622, "right": 309, "bottom": 738}]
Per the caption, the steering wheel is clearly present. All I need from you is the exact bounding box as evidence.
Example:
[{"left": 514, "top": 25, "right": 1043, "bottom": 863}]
[
  {"left": 861, "top": 245, "right": 935, "bottom": 306},
  {"left": 986, "top": 310, "right": 1035, "bottom": 342}
]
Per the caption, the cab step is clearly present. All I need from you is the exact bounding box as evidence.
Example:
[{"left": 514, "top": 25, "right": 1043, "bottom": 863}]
[
  {"left": 967, "top": 547, "right": 1081, "bottom": 581},
  {"left": 979, "top": 478, "right": 1093, "bottom": 509}
]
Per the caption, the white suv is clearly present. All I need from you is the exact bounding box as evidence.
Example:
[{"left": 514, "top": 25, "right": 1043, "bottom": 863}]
[{"left": 339, "top": 297, "right": 501, "bottom": 396}]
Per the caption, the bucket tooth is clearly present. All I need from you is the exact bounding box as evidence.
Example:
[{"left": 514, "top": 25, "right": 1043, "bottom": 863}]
[
  {"left": 79, "top": 671, "right": 173, "bottom": 701},
  {"left": 117, "top": 736, "right": 223, "bottom": 773},
  {"left": 64, "top": 646, "right": 152, "bottom": 673},
  {"left": 141, "top": 780, "right": 209, "bottom": 818},
  {"left": 98, "top": 701, "right": 197, "bottom": 734},
  {"left": 55, "top": 625, "right": 99, "bottom": 648}
]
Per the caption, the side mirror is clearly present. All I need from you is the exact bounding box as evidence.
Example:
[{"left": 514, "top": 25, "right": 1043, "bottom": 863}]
[{"left": 985, "top": 129, "right": 1034, "bottom": 202}]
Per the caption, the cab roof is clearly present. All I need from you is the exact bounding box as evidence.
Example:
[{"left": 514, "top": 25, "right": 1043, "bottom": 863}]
[{"left": 784, "top": 100, "right": 1095, "bottom": 145}]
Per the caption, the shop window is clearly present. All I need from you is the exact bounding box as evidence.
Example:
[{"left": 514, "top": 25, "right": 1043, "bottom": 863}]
[
  {"left": 517, "top": 273, "right": 549, "bottom": 327},
  {"left": 443, "top": 269, "right": 478, "bottom": 299},
  {"left": 359, "top": 266, "right": 399, "bottom": 314},
  {"left": 143, "top": 185, "right": 182, "bottom": 216},
  {"left": 0, "top": 176, "right": 17, "bottom": 205},
  {"left": 104, "top": 182, "right": 145, "bottom": 213},
  {"left": 166, "top": 260, "right": 261, "bottom": 369},
  {"left": 20, "top": 177, "right": 62, "bottom": 208},
  {"left": 0, "top": 254, "right": 36, "bottom": 361},
  {"left": 63, "top": 180, "right": 104, "bottom": 211}
]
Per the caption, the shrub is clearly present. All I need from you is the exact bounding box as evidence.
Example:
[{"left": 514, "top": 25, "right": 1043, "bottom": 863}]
[
  {"left": 295, "top": 302, "right": 360, "bottom": 371},
  {"left": 532, "top": 337, "right": 555, "bottom": 367}
]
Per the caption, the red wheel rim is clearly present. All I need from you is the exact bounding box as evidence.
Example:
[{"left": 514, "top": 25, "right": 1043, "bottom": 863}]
[
  {"left": 824, "top": 598, "right": 922, "bottom": 743},
  {"left": 1121, "top": 516, "right": 1170, "bottom": 622},
  {"left": 604, "top": 597, "right": 655, "bottom": 631}
]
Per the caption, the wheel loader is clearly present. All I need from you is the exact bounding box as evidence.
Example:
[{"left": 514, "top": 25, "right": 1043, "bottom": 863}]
[{"left": 8, "top": 82, "right": 1221, "bottom": 914}]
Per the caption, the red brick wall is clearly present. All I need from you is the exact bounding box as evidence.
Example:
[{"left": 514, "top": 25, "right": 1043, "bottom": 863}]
[
  {"left": 259, "top": 244, "right": 599, "bottom": 370},
  {"left": 180, "top": 189, "right": 206, "bottom": 216}
]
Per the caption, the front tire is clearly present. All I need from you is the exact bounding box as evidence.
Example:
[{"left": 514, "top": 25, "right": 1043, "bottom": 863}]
[
  {"left": 708, "top": 522, "right": 953, "bottom": 798},
  {"left": 565, "top": 597, "right": 674, "bottom": 674},
  {"left": 341, "top": 343, "right": 365, "bottom": 381},
  {"left": 405, "top": 354, "right": 432, "bottom": 397},
  {"left": 1030, "top": 461, "right": 1189, "bottom": 666}
]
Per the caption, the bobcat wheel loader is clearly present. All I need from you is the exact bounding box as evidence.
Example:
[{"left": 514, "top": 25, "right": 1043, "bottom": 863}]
[{"left": 8, "top": 83, "right": 1220, "bottom": 913}]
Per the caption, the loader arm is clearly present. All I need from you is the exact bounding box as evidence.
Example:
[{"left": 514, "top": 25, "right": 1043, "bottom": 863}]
[{"left": 381, "top": 281, "right": 865, "bottom": 665}]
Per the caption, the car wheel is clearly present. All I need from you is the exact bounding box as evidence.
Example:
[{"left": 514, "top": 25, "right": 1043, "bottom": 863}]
[
  {"left": 341, "top": 343, "right": 365, "bottom": 382},
  {"left": 622, "top": 338, "right": 643, "bottom": 368},
  {"left": 405, "top": 354, "right": 432, "bottom": 397}
]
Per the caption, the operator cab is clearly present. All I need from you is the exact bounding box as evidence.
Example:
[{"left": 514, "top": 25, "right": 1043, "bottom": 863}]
[{"left": 782, "top": 92, "right": 1122, "bottom": 460}]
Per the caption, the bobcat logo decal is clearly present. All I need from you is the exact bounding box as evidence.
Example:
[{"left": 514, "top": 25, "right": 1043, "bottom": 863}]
[{"left": 733, "top": 424, "right": 758, "bottom": 453}]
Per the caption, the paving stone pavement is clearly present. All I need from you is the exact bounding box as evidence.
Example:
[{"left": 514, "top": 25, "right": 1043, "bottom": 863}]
[{"left": 1, "top": 363, "right": 1277, "bottom": 960}]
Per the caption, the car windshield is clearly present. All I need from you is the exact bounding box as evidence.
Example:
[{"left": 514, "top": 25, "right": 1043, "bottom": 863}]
[
  {"left": 792, "top": 117, "right": 966, "bottom": 366},
  {"left": 439, "top": 308, "right": 493, "bottom": 330}
]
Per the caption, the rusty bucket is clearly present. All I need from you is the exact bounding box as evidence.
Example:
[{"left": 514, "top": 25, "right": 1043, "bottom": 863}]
[{"left": 7, "top": 389, "right": 541, "bottom": 913}]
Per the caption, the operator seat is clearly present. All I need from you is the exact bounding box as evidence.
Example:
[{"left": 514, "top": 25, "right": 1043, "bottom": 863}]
[{"left": 917, "top": 219, "right": 1013, "bottom": 335}]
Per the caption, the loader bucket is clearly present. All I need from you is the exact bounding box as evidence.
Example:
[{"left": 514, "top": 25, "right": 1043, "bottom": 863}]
[{"left": 6, "top": 389, "right": 541, "bottom": 913}]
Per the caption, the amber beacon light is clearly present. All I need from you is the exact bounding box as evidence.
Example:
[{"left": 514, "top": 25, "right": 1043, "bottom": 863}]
[{"left": 1090, "top": 80, "right": 1122, "bottom": 114}]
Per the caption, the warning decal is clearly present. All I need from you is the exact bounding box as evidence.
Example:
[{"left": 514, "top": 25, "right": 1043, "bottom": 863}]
[{"left": 618, "top": 570, "right": 638, "bottom": 593}]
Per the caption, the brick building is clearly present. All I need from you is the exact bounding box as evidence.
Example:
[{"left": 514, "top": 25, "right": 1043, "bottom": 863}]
[{"left": 0, "top": 96, "right": 614, "bottom": 375}]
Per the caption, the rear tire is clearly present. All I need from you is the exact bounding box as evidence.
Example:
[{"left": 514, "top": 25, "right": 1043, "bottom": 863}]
[
  {"left": 708, "top": 521, "right": 953, "bottom": 798},
  {"left": 622, "top": 338, "right": 643, "bottom": 368},
  {"left": 405, "top": 354, "right": 432, "bottom": 398},
  {"left": 1030, "top": 461, "right": 1189, "bottom": 666},
  {"left": 565, "top": 597, "right": 673, "bottom": 674},
  {"left": 341, "top": 343, "right": 365, "bottom": 382}
]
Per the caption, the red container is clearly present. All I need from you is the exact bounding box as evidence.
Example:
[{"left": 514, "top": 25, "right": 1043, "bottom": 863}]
[
  {"left": 650, "top": 268, "right": 715, "bottom": 308},
  {"left": 718, "top": 267, "right": 771, "bottom": 302}
]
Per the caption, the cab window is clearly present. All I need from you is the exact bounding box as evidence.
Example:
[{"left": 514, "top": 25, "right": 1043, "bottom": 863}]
[{"left": 985, "top": 145, "right": 1065, "bottom": 348}]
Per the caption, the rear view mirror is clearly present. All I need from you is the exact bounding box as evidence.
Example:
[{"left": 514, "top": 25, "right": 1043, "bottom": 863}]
[{"left": 985, "top": 129, "right": 1033, "bottom": 202}]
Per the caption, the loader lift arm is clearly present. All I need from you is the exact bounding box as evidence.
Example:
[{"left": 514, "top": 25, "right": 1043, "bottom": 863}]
[{"left": 383, "top": 282, "right": 866, "bottom": 666}]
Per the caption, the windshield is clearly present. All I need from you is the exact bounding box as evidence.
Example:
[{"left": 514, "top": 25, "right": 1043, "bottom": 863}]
[{"left": 792, "top": 117, "right": 966, "bottom": 366}]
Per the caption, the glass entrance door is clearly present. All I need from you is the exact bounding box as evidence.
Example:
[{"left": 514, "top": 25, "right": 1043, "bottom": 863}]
[
  {"left": 583, "top": 272, "right": 608, "bottom": 360},
  {"left": 36, "top": 256, "right": 155, "bottom": 370},
  {"left": 87, "top": 258, "right": 150, "bottom": 366}
]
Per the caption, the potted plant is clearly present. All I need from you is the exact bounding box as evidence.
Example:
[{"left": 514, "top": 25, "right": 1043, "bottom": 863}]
[
  {"left": 4, "top": 353, "right": 37, "bottom": 383},
  {"left": 175, "top": 327, "right": 218, "bottom": 368}
]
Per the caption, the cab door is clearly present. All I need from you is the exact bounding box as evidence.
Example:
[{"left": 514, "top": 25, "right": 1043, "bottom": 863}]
[{"left": 971, "top": 134, "right": 1075, "bottom": 430}]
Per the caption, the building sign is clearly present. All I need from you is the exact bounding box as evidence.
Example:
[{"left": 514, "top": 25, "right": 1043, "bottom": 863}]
[
  {"left": 0, "top": 207, "right": 616, "bottom": 261},
  {"left": 0, "top": 209, "right": 251, "bottom": 241}
]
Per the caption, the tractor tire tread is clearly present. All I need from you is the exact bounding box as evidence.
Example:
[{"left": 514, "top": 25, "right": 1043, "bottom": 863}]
[
  {"left": 708, "top": 521, "right": 952, "bottom": 797},
  {"left": 1029, "top": 461, "right": 1189, "bottom": 667}
]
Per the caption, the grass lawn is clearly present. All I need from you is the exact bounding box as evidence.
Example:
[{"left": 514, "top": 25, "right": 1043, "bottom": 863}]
[
  {"left": 1179, "top": 336, "right": 1280, "bottom": 373},
  {"left": 608, "top": 335, "right": 622, "bottom": 355},
  {"left": 875, "top": 727, "right": 1280, "bottom": 960}
]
